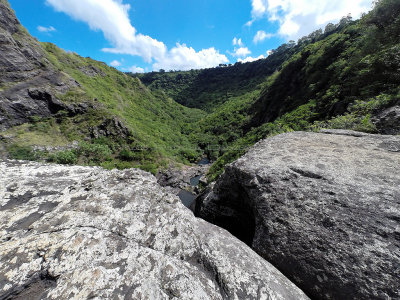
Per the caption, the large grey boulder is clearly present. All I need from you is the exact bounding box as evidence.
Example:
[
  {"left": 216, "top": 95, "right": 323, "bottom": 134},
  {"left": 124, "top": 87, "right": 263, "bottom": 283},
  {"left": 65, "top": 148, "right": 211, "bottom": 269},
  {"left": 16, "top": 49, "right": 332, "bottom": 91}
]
[
  {"left": 196, "top": 130, "right": 400, "bottom": 300},
  {"left": 0, "top": 160, "right": 308, "bottom": 300}
]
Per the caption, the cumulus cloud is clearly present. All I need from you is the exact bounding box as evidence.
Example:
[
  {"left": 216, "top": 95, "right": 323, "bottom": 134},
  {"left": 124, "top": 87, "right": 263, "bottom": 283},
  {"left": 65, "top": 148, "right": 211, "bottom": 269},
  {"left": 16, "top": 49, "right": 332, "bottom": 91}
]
[
  {"left": 46, "top": 0, "right": 228, "bottom": 71},
  {"left": 153, "top": 43, "right": 228, "bottom": 71},
  {"left": 129, "top": 66, "right": 145, "bottom": 73},
  {"left": 253, "top": 30, "right": 273, "bottom": 44},
  {"left": 232, "top": 47, "right": 252, "bottom": 58},
  {"left": 230, "top": 38, "right": 251, "bottom": 58},
  {"left": 248, "top": 0, "right": 372, "bottom": 39},
  {"left": 238, "top": 54, "right": 265, "bottom": 63},
  {"left": 110, "top": 60, "right": 121, "bottom": 67},
  {"left": 37, "top": 25, "right": 56, "bottom": 32}
]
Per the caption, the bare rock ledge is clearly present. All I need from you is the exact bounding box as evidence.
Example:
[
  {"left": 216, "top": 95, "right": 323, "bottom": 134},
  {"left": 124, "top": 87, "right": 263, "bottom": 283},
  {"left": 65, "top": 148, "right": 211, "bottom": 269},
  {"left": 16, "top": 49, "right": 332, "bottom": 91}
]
[{"left": 0, "top": 160, "right": 308, "bottom": 300}]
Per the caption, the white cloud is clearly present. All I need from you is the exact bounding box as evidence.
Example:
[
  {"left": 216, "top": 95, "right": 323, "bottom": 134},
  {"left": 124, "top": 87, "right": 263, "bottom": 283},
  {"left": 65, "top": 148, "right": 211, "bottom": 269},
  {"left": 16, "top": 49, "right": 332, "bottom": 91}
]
[
  {"left": 253, "top": 30, "right": 273, "bottom": 44},
  {"left": 37, "top": 25, "right": 56, "bottom": 32},
  {"left": 110, "top": 60, "right": 121, "bottom": 67},
  {"left": 230, "top": 38, "right": 251, "bottom": 58},
  {"left": 46, "top": 0, "right": 228, "bottom": 71},
  {"left": 232, "top": 37, "right": 244, "bottom": 47},
  {"left": 129, "top": 66, "right": 145, "bottom": 73},
  {"left": 153, "top": 43, "right": 228, "bottom": 71},
  {"left": 251, "top": 0, "right": 267, "bottom": 18},
  {"left": 248, "top": 0, "right": 372, "bottom": 39},
  {"left": 232, "top": 47, "right": 251, "bottom": 58},
  {"left": 46, "top": 0, "right": 165, "bottom": 63},
  {"left": 238, "top": 54, "right": 265, "bottom": 63}
]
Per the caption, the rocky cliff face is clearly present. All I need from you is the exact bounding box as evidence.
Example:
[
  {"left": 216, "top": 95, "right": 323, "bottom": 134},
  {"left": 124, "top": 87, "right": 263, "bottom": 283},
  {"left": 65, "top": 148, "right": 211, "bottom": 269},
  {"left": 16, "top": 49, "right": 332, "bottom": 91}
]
[
  {"left": 373, "top": 104, "right": 400, "bottom": 135},
  {"left": 0, "top": 0, "right": 77, "bottom": 130},
  {"left": 0, "top": 160, "right": 309, "bottom": 300},
  {"left": 0, "top": 0, "right": 44, "bottom": 82},
  {"left": 196, "top": 130, "right": 400, "bottom": 300}
]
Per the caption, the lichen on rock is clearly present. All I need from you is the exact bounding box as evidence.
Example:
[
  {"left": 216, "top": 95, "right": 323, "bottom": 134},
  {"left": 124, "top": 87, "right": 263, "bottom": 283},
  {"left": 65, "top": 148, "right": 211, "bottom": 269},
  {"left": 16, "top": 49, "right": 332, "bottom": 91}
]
[
  {"left": 0, "top": 160, "right": 308, "bottom": 300},
  {"left": 197, "top": 130, "right": 400, "bottom": 300}
]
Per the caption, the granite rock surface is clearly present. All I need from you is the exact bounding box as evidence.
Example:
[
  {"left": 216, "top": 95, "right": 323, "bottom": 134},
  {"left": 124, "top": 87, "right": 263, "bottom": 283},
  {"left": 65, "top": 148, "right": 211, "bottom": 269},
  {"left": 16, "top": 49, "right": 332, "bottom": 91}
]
[
  {"left": 197, "top": 130, "right": 400, "bottom": 300},
  {"left": 0, "top": 160, "right": 308, "bottom": 300}
]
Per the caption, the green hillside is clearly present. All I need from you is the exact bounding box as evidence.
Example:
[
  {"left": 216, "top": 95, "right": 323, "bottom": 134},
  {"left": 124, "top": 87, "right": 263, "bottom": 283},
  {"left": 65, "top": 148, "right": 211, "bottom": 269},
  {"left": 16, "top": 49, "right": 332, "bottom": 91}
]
[
  {"left": 42, "top": 43, "right": 205, "bottom": 159},
  {"left": 0, "top": 12, "right": 205, "bottom": 173},
  {"left": 131, "top": 46, "right": 296, "bottom": 112},
  {"left": 130, "top": 0, "right": 400, "bottom": 180},
  {"left": 1, "top": 0, "right": 399, "bottom": 180},
  {"left": 207, "top": 0, "right": 400, "bottom": 179}
]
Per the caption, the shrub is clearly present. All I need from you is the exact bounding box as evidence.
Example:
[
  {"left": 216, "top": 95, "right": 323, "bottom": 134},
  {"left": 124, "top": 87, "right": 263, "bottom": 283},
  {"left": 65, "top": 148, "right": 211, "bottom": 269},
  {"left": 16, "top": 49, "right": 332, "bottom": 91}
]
[
  {"left": 178, "top": 148, "right": 198, "bottom": 163},
  {"left": 115, "top": 161, "right": 134, "bottom": 170},
  {"left": 139, "top": 163, "right": 158, "bottom": 175},
  {"left": 76, "top": 142, "right": 113, "bottom": 163},
  {"left": 48, "top": 150, "right": 77, "bottom": 165},
  {"left": 7, "top": 144, "right": 38, "bottom": 161},
  {"left": 118, "top": 149, "right": 137, "bottom": 161}
]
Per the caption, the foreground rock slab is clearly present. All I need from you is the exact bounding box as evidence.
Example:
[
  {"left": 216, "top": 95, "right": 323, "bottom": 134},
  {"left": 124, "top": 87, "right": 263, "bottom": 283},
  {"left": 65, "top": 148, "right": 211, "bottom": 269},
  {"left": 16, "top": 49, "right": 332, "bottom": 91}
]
[
  {"left": 0, "top": 160, "right": 308, "bottom": 300},
  {"left": 197, "top": 130, "right": 400, "bottom": 300}
]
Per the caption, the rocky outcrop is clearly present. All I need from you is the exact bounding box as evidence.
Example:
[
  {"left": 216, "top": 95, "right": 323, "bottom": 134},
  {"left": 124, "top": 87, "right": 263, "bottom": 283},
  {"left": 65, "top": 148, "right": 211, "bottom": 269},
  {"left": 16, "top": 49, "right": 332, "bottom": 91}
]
[
  {"left": 0, "top": 160, "right": 308, "bottom": 300},
  {"left": 0, "top": 0, "right": 78, "bottom": 130},
  {"left": 89, "top": 117, "right": 133, "bottom": 139},
  {"left": 0, "top": 0, "right": 44, "bottom": 83},
  {"left": 373, "top": 105, "right": 400, "bottom": 135},
  {"left": 158, "top": 163, "right": 211, "bottom": 210},
  {"left": 0, "top": 1, "right": 132, "bottom": 136},
  {"left": 197, "top": 130, "right": 400, "bottom": 300},
  {"left": 158, "top": 164, "right": 210, "bottom": 191}
]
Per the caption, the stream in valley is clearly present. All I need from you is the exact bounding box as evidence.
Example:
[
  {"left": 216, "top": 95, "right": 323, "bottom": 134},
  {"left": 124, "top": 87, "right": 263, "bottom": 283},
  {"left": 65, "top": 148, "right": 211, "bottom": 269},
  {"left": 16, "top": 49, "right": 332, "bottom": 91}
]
[
  {"left": 177, "top": 158, "right": 210, "bottom": 209},
  {"left": 157, "top": 157, "right": 210, "bottom": 210}
]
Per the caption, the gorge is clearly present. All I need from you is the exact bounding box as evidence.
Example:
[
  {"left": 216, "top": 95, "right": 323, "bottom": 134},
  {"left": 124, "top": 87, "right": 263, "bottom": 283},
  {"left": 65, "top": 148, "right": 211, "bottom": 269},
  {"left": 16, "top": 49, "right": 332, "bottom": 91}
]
[{"left": 0, "top": 0, "right": 400, "bottom": 299}]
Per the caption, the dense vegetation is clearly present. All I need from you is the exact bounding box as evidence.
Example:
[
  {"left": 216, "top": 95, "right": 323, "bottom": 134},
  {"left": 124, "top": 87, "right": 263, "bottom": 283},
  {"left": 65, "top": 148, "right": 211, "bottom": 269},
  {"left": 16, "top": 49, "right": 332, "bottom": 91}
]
[
  {"left": 131, "top": 46, "right": 297, "bottom": 112},
  {"left": 2, "top": 41, "right": 206, "bottom": 173},
  {"left": 2, "top": 0, "right": 399, "bottom": 180},
  {"left": 131, "top": 0, "right": 400, "bottom": 180}
]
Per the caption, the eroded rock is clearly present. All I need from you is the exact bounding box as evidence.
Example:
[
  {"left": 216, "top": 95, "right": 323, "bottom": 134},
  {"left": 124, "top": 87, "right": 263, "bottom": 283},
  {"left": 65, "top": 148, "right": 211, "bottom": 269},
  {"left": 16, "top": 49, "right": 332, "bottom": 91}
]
[
  {"left": 0, "top": 0, "right": 78, "bottom": 130},
  {"left": 89, "top": 117, "right": 133, "bottom": 140},
  {"left": 0, "top": 160, "right": 308, "bottom": 300},
  {"left": 157, "top": 163, "right": 211, "bottom": 210},
  {"left": 373, "top": 105, "right": 400, "bottom": 135},
  {"left": 197, "top": 130, "right": 400, "bottom": 300}
]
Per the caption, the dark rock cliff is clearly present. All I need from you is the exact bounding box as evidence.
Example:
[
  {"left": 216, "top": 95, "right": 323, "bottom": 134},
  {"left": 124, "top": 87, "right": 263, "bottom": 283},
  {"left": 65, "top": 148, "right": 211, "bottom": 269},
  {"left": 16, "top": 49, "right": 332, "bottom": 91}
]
[
  {"left": 372, "top": 103, "right": 400, "bottom": 135},
  {"left": 197, "top": 130, "right": 400, "bottom": 300},
  {"left": 0, "top": 0, "right": 77, "bottom": 130}
]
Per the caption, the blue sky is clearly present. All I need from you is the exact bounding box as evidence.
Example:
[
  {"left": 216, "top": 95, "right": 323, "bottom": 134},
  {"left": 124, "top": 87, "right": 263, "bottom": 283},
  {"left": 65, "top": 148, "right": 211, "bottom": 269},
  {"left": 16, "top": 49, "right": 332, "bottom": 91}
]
[{"left": 8, "top": 0, "right": 373, "bottom": 72}]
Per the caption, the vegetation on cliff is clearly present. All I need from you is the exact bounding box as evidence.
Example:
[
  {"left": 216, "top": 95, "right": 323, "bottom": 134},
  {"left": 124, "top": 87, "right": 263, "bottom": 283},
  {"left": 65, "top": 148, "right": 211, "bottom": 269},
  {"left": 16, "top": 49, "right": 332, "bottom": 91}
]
[
  {"left": 1, "top": 0, "right": 399, "bottom": 179},
  {"left": 132, "top": 0, "right": 400, "bottom": 180}
]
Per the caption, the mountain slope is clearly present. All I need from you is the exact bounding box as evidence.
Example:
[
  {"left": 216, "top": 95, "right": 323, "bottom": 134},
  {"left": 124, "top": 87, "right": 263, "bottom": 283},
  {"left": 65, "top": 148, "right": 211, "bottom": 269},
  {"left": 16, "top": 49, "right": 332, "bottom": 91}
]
[
  {"left": 0, "top": 0, "right": 78, "bottom": 129},
  {"left": 0, "top": 0, "right": 205, "bottom": 172},
  {"left": 251, "top": 1, "right": 400, "bottom": 127},
  {"left": 205, "top": 0, "right": 400, "bottom": 179},
  {"left": 132, "top": 47, "right": 297, "bottom": 112},
  {"left": 134, "top": 1, "right": 399, "bottom": 179},
  {"left": 1, "top": 0, "right": 399, "bottom": 178}
]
